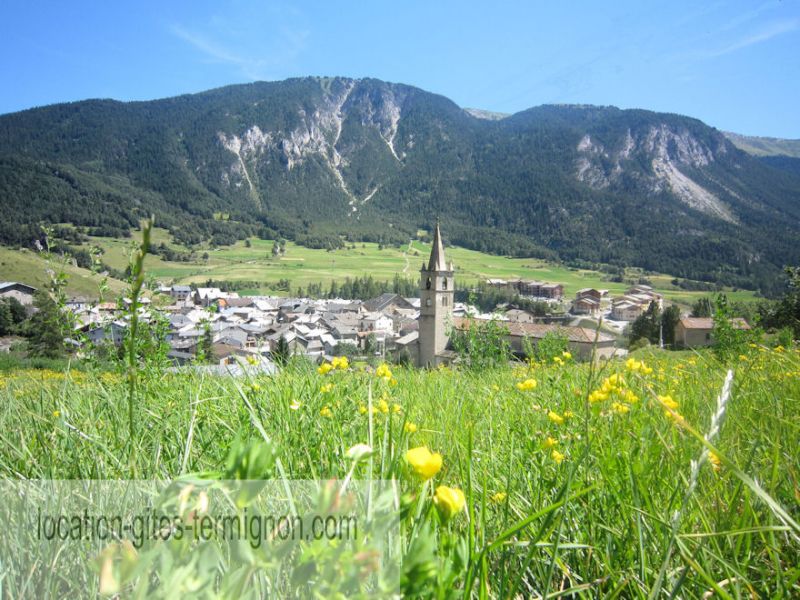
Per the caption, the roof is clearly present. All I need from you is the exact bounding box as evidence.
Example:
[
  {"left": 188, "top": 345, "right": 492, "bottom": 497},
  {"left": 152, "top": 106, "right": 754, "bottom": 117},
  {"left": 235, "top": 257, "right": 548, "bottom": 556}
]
[
  {"left": 395, "top": 331, "right": 419, "bottom": 346},
  {"left": 678, "top": 317, "right": 750, "bottom": 330},
  {"left": 0, "top": 281, "right": 36, "bottom": 293},
  {"left": 576, "top": 288, "right": 602, "bottom": 297},
  {"left": 426, "top": 222, "right": 450, "bottom": 272},
  {"left": 453, "top": 317, "right": 615, "bottom": 344},
  {"left": 363, "top": 293, "right": 415, "bottom": 312}
]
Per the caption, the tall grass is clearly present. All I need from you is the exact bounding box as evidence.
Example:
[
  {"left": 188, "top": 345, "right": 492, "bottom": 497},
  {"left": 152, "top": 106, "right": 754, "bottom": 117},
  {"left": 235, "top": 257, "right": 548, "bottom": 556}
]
[{"left": 0, "top": 344, "right": 798, "bottom": 596}]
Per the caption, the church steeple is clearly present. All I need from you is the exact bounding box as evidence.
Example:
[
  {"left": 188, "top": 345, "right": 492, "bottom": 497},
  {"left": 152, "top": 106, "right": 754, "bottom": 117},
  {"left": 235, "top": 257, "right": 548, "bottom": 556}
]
[
  {"left": 427, "top": 220, "right": 448, "bottom": 272},
  {"left": 417, "top": 221, "right": 454, "bottom": 367}
]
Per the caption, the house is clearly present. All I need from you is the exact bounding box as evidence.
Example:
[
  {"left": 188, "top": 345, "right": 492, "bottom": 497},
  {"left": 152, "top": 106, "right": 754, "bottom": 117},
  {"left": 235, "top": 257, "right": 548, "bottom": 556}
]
[
  {"left": 363, "top": 293, "right": 416, "bottom": 313},
  {"left": 611, "top": 300, "right": 646, "bottom": 321},
  {"left": 194, "top": 287, "right": 224, "bottom": 307},
  {"left": 539, "top": 283, "right": 564, "bottom": 299},
  {"left": 0, "top": 281, "right": 36, "bottom": 306},
  {"left": 674, "top": 317, "right": 751, "bottom": 348},
  {"left": 505, "top": 308, "right": 540, "bottom": 323},
  {"left": 452, "top": 317, "right": 618, "bottom": 361},
  {"left": 575, "top": 288, "right": 605, "bottom": 302},
  {"left": 66, "top": 297, "right": 91, "bottom": 311},
  {"left": 170, "top": 285, "right": 192, "bottom": 301},
  {"left": 86, "top": 321, "right": 127, "bottom": 346},
  {"left": 359, "top": 312, "right": 394, "bottom": 334},
  {"left": 572, "top": 296, "right": 601, "bottom": 316},
  {"left": 488, "top": 279, "right": 564, "bottom": 299}
]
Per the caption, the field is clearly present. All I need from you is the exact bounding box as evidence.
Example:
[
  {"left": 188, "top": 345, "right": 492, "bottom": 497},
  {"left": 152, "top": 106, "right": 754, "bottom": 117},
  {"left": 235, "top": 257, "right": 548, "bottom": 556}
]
[
  {"left": 1, "top": 346, "right": 798, "bottom": 596},
  {"left": 0, "top": 246, "right": 127, "bottom": 297},
  {"left": 79, "top": 231, "right": 759, "bottom": 306}
]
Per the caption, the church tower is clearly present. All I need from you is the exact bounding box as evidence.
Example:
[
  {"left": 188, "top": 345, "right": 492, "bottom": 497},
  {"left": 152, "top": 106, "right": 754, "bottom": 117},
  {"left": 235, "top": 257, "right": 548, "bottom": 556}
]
[{"left": 418, "top": 221, "right": 454, "bottom": 367}]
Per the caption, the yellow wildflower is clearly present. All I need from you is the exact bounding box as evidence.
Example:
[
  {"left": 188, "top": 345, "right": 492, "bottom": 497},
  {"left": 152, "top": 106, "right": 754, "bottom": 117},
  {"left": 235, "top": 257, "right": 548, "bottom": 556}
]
[
  {"left": 551, "top": 450, "right": 565, "bottom": 464},
  {"left": 320, "top": 406, "right": 333, "bottom": 418},
  {"left": 378, "top": 399, "right": 389, "bottom": 414},
  {"left": 611, "top": 402, "right": 630, "bottom": 415},
  {"left": 543, "top": 436, "right": 558, "bottom": 448},
  {"left": 358, "top": 405, "right": 367, "bottom": 415},
  {"left": 491, "top": 491, "right": 507, "bottom": 503},
  {"left": 317, "top": 362, "right": 333, "bottom": 375},
  {"left": 392, "top": 403, "right": 402, "bottom": 414},
  {"left": 624, "top": 390, "right": 639, "bottom": 403},
  {"left": 709, "top": 451, "right": 721, "bottom": 473},
  {"left": 775, "top": 345, "right": 785, "bottom": 353},
  {"left": 738, "top": 354, "right": 748, "bottom": 362},
  {"left": 589, "top": 390, "right": 608, "bottom": 403},
  {"left": 52, "top": 410, "right": 60, "bottom": 418},
  {"left": 625, "top": 358, "right": 642, "bottom": 372},
  {"left": 375, "top": 363, "right": 393, "bottom": 381},
  {"left": 320, "top": 383, "right": 334, "bottom": 394},
  {"left": 433, "top": 485, "right": 466, "bottom": 520},
  {"left": 563, "top": 410, "right": 575, "bottom": 418},
  {"left": 657, "top": 395, "right": 679, "bottom": 410},
  {"left": 405, "top": 447, "right": 443, "bottom": 480},
  {"left": 516, "top": 378, "right": 537, "bottom": 391},
  {"left": 642, "top": 365, "right": 653, "bottom": 375},
  {"left": 553, "top": 356, "right": 564, "bottom": 365},
  {"left": 404, "top": 422, "right": 418, "bottom": 433},
  {"left": 290, "top": 400, "right": 301, "bottom": 410},
  {"left": 664, "top": 410, "right": 685, "bottom": 424},
  {"left": 331, "top": 356, "right": 350, "bottom": 370},
  {"left": 562, "top": 351, "right": 572, "bottom": 360},
  {"left": 548, "top": 410, "right": 564, "bottom": 425}
]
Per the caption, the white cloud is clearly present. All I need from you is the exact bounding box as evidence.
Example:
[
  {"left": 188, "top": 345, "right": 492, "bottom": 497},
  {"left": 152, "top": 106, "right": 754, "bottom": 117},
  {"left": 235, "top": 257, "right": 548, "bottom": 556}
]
[
  {"left": 170, "top": 14, "right": 309, "bottom": 81},
  {"left": 703, "top": 18, "right": 799, "bottom": 58}
]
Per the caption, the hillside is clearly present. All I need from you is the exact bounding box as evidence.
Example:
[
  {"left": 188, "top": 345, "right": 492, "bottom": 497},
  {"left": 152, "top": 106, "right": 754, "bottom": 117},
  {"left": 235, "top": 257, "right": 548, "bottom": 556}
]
[
  {"left": 2, "top": 77, "right": 800, "bottom": 295},
  {"left": 0, "top": 247, "right": 126, "bottom": 297},
  {"left": 723, "top": 131, "right": 800, "bottom": 158}
]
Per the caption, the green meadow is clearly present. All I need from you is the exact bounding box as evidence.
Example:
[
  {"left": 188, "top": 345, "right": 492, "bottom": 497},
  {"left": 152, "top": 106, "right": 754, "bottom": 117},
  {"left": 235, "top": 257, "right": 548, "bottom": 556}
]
[
  {"left": 79, "top": 231, "right": 758, "bottom": 305},
  {"left": 0, "top": 246, "right": 126, "bottom": 297},
  {"left": 0, "top": 346, "right": 798, "bottom": 596}
]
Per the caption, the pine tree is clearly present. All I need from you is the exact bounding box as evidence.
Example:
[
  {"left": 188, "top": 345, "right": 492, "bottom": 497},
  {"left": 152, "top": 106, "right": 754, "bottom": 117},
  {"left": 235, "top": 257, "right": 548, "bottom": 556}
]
[
  {"left": 0, "top": 301, "right": 11, "bottom": 336},
  {"left": 629, "top": 302, "right": 661, "bottom": 346},
  {"left": 660, "top": 305, "right": 682, "bottom": 346},
  {"left": 26, "top": 291, "right": 65, "bottom": 358},
  {"left": 273, "top": 336, "right": 290, "bottom": 366}
]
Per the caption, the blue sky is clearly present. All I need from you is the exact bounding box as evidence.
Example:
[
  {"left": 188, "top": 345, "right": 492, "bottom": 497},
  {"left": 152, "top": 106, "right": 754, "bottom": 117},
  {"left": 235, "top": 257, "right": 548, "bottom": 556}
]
[{"left": 1, "top": 0, "right": 798, "bottom": 137}]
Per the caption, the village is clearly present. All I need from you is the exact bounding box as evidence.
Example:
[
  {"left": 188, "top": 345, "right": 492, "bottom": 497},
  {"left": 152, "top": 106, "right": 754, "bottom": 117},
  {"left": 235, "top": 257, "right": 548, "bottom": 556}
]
[{"left": 0, "top": 225, "right": 745, "bottom": 371}]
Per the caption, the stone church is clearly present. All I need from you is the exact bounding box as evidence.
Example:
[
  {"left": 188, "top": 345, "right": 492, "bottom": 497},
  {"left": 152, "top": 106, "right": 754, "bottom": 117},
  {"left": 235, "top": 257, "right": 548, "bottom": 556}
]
[{"left": 395, "top": 222, "right": 457, "bottom": 367}]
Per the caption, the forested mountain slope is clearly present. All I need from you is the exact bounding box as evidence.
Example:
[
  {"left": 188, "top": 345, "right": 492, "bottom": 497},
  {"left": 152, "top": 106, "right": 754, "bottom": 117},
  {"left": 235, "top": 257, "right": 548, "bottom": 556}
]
[{"left": 2, "top": 77, "right": 799, "bottom": 293}]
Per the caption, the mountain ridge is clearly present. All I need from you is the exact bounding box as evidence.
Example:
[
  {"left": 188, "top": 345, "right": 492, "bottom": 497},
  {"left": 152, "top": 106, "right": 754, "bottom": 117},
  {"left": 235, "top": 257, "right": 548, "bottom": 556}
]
[{"left": 1, "top": 76, "right": 799, "bottom": 294}]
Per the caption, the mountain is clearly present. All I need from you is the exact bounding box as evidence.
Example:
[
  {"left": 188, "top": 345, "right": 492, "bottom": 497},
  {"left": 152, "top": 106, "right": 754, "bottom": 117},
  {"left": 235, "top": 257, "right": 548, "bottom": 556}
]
[
  {"left": 1, "top": 76, "right": 800, "bottom": 294},
  {"left": 723, "top": 131, "right": 800, "bottom": 158}
]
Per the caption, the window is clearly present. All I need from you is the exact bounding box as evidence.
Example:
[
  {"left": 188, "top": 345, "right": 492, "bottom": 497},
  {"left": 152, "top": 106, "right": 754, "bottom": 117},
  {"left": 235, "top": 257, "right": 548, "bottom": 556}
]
[
  {"left": 426, "top": 277, "right": 432, "bottom": 290},
  {"left": 442, "top": 278, "right": 448, "bottom": 290},
  {"left": 442, "top": 296, "right": 448, "bottom": 306}
]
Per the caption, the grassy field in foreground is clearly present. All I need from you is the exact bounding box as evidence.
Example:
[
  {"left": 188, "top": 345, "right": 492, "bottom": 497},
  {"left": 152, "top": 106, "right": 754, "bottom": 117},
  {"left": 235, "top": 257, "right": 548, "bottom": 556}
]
[
  {"left": 83, "top": 231, "right": 759, "bottom": 306},
  {"left": 0, "top": 346, "right": 798, "bottom": 596}
]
